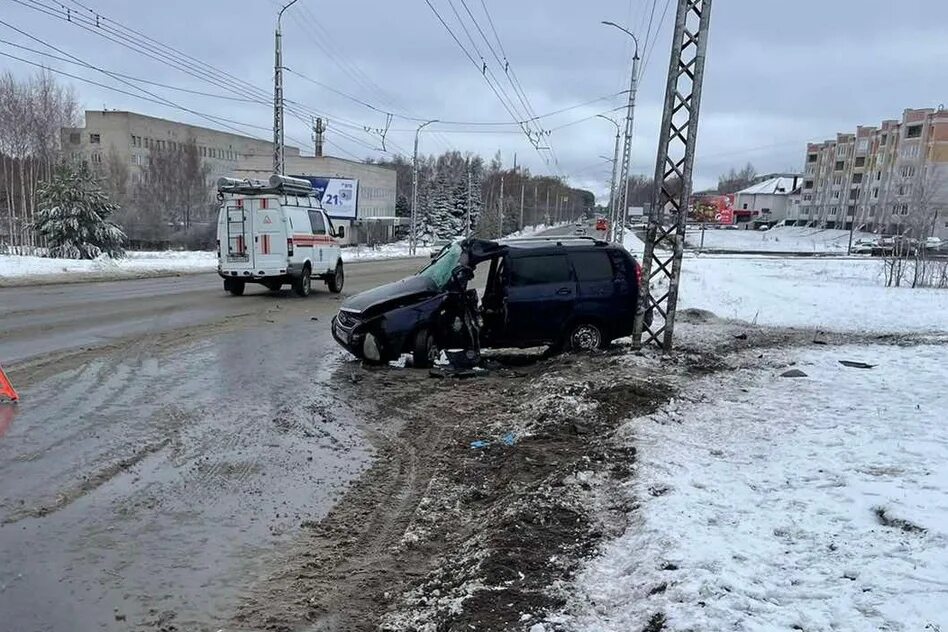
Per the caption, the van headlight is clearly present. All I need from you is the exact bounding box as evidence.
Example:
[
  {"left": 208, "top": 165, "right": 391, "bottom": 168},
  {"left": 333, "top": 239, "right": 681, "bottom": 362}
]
[{"left": 363, "top": 332, "right": 382, "bottom": 362}]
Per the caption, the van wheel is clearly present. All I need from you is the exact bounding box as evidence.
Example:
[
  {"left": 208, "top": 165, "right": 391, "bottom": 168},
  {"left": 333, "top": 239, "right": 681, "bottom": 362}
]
[
  {"left": 293, "top": 266, "right": 312, "bottom": 297},
  {"left": 412, "top": 329, "right": 439, "bottom": 369},
  {"left": 567, "top": 322, "right": 605, "bottom": 351},
  {"left": 224, "top": 279, "right": 245, "bottom": 296},
  {"left": 327, "top": 261, "right": 344, "bottom": 293}
]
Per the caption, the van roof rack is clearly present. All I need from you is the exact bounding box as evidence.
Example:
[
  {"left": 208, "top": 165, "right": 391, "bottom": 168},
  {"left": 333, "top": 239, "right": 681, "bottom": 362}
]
[{"left": 218, "top": 174, "right": 314, "bottom": 196}]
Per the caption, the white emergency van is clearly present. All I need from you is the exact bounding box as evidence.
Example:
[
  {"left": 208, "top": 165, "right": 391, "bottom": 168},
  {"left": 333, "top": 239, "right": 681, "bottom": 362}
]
[{"left": 216, "top": 174, "right": 345, "bottom": 297}]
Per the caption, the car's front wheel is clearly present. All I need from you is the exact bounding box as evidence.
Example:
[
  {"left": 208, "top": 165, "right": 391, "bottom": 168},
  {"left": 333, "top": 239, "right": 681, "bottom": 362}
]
[
  {"left": 566, "top": 321, "right": 606, "bottom": 351},
  {"left": 412, "top": 328, "right": 439, "bottom": 368}
]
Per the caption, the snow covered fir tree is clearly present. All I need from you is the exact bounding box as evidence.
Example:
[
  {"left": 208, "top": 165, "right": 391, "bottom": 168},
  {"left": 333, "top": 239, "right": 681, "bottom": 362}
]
[{"left": 32, "top": 161, "right": 127, "bottom": 259}]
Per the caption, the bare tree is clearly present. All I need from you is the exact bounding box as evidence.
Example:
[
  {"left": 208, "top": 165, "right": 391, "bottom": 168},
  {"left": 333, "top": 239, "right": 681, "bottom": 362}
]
[{"left": 717, "top": 163, "right": 757, "bottom": 194}]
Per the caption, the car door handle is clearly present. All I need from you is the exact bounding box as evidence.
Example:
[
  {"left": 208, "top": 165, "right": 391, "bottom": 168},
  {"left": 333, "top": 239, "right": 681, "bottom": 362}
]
[{"left": 556, "top": 287, "right": 572, "bottom": 296}]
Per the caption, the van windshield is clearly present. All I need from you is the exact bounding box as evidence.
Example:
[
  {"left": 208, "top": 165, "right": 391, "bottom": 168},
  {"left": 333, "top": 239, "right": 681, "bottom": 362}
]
[{"left": 418, "top": 242, "right": 461, "bottom": 290}]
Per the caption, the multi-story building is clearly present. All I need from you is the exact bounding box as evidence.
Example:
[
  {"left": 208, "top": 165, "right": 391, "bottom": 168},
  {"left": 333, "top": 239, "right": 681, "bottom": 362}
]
[
  {"left": 796, "top": 107, "right": 948, "bottom": 239},
  {"left": 61, "top": 110, "right": 300, "bottom": 185},
  {"left": 62, "top": 110, "right": 398, "bottom": 243}
]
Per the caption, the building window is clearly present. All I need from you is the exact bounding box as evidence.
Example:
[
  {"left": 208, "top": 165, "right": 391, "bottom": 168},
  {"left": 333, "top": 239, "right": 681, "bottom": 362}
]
[
  {"left": 91, "top": 152, "right": 102, "bottom": 164},
  {"left": 847, "top": 205, "right": 856, "bottom": 216},
  {"left": 852, "top": 173, "right": 863, "bottom": 184},
  {"left": 829, "top": 207, "right": 838, "bottom": 216},
  {"left": 807, "top": 153, "right": 817, "bottom": 163},
  {"left": 854, "top": 156, "right": 865, "bottom": 168},
  {"left": 835, "top": 160, "right": 844, "bottom": 171},
  {"left": 880, "top": 134, "right": 887, "bottom": 146},
  {"left": 833, "top": 175, "right": 842, "bottom": 186},
  {"left": 804, "top": 180, "right": 814, "bottom": 190},
  {"left": 89, "top": 133, "right": 101, "bottom": 144},
  {"left": 900, "top": 165, "right": 916, "bottom": 178},
  {"left": 836, "top": 145, "right": 847, "bottom": 157},
  {"left": 906, "top": 124, "right": 922, "bottom": 139},
  {"left": 849, "top": 189, "right": 859, "bottom": 200},
  {"left": 803, "top": 193, "right": 813, "bottom": 201},
  {"left": 897, "top": 184, "right": 909, "bottom": 196},
  {"left": 833, "top": 190, "right": 841, "bottom": 199},
  {"left": 876, "top": 171, "right": 882, "bottom": 181},
  {"left": 872, "top": 188, "right": 879, "bottom": 199},
  {"left": 901, "top": 144, "right": 920, "bottom": 158},
  {"left": 69, "top": 132, "right": 80, "bottom": 144},
  {"left": 742, "top": 203, "right": 748, "bottom": 210},
  {"left": 857, "top": 139, "right": 869, "bottom": 152}
]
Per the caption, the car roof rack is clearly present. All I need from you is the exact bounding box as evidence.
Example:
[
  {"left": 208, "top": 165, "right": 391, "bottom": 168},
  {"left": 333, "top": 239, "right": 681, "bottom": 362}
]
[
  {"left": 502, "top": 235, "right": 609, "bottom": 246},
  {"left": 217, "top": 174, "right": 314, "bottom": 196}
]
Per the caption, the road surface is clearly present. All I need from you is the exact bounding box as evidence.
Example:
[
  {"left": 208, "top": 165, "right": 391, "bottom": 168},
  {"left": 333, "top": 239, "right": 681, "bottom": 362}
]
[
  {"left": 0, "top": 257, "right": 429, "bottom": 631},
  {"left": 0, "top": 225, "right": 599, "bottom": 631}
]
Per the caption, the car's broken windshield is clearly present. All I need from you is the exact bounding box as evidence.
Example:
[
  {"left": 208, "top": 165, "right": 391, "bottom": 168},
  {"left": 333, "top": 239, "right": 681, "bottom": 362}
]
[{"left": 418, "top": 242, "right": 461, "bottom": 290}]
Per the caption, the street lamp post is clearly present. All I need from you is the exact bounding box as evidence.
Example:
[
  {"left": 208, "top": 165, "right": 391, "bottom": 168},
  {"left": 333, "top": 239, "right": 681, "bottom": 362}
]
[
  {"left": 602, "top": 20, "right": 640, "bottom": 246},
  {"left": 410, "top": 119, "right": 438, "bottom": 255},
  {"left": 274, "top": 0, "right": 301, "bottom": 175},
  {"left": 597, "top": 114, "right": 621, "bottom": 241}
]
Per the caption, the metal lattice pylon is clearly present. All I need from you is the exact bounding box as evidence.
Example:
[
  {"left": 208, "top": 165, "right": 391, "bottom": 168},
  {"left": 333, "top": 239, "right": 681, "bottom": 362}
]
[{"left": 634, "top": 0, "right": 713, "bottom": 351}]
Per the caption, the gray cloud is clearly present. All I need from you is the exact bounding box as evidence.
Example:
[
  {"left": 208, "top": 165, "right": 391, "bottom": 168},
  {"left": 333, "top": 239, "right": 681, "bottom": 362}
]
[{"left": 3, "top": 0, "right": 946, "bottom": 199}]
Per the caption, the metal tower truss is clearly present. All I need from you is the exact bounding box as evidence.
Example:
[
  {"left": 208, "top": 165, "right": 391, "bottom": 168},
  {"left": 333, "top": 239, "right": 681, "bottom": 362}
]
[{"left": 634, "top": 0, "right": 713, "bottom": 351}]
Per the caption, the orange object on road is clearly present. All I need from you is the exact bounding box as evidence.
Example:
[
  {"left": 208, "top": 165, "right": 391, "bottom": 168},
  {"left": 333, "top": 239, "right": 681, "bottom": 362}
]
[{"left": 0, "top": 364, "right": 18, "bottom": 402}]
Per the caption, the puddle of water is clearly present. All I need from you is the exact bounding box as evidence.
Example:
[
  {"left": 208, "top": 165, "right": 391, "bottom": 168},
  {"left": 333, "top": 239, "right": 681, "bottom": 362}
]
[{"left": 0, "top": 319, "right": 373, "bottom": 631}]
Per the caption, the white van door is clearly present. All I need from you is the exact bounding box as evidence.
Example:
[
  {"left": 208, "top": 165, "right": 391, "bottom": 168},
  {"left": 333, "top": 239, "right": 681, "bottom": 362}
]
[
  {"left": 223, "top": 202, "right": 254, "bottom": 269},
  {"left": 255, "top": 199, "right": 287, "bottom": 271}
]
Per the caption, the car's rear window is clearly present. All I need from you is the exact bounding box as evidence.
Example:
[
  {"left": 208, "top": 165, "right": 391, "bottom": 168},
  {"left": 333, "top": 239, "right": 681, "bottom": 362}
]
[
  {"left": 570, "top": 250, "right": 613, "bottom": 281},
  {"left": 508, "top": 254, "right": 571, "bottom": 286}
]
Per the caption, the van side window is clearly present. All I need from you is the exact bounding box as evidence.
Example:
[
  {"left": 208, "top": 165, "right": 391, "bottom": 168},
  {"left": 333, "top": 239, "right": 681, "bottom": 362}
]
[
  {"left": 509, "top": 255, "right": 571, "bottom": 286},
  {"left": 308, "top": 209, "right": 326, "bottom": 235},
  {"left": 570, "top": 251, "right": 613, "bottom": 281}
]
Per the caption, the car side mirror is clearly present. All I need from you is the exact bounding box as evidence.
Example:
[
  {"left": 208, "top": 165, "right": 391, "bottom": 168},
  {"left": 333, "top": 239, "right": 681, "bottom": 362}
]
[{"left": 335, "top": 226, "right": 345, "bottom": 239}]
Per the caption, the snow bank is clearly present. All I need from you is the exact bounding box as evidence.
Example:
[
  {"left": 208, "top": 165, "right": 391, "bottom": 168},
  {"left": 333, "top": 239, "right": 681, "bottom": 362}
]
[
  {"left": 567, "top": 344, "right": 948, "bottom": 631},
  {"left": 678, "top": 256, "right": 948, "bottom": 334},
  {"left": 0, "top": 250, "right": 217, "bottom": 282},
  {"left": 686, "top": 226, "right": 877, "bottom": 253}
]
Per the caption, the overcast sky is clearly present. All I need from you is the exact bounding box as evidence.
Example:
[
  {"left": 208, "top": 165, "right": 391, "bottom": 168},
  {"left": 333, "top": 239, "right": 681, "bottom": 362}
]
[{"left": 2, "top": 0, "right": 947, "bottom": 199}]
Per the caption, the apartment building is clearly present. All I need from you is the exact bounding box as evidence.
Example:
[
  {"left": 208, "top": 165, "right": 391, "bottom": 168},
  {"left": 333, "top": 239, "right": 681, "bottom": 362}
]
[
  {"left": 795, "top": 107, "right": 948, "bottom": 239},
  {"left": 61, "top": 110, "right": 301, "bottom": 185}
]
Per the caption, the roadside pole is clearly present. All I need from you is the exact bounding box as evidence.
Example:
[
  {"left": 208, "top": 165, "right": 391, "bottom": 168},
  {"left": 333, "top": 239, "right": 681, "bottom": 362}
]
[
  {"left": 519, "top": 183, "right": 525, "bottom": 230},
  {"left": 410, "top": 119, "right": 438, "bottom": 255},
  {"left": 466, "top": 169, "right": 472, "bottom": 237},
  {"left": 499, "top": 175, "right": 505, "bottom": 238}
]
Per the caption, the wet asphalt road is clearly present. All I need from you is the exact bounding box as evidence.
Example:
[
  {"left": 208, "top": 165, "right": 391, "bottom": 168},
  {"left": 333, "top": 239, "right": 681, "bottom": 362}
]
[
  {"left": 0, "top": 257, "right": 429, "bottom": 631},
  {"left": 0, "top": 227, "right": 594, "bottom": 631}
]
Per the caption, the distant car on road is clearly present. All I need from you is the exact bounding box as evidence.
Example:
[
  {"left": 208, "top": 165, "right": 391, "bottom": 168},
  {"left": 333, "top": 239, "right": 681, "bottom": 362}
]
[
  {"left": 574, "top": 227, "right": 587, "bottom": 235},
  {"left": 331, "top": 237, "right": 646, "bottom": 367},
  {"left": 596, "top": 217, "right": 608, "bottom": 232}
]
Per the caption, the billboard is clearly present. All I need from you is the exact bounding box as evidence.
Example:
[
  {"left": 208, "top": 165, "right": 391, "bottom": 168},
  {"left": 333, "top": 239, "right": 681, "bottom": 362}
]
[
  {"left": 692, "top": 194, "right": 735, "bottom": 225},
  {"left": 296, "top": 176, "right": 359, "bottom": 219}
]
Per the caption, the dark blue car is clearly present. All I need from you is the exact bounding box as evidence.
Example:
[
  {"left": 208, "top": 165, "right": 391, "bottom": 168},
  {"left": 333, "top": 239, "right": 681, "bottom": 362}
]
[{"left": 331, "top": 237, "right": 644, "bottom": 367}]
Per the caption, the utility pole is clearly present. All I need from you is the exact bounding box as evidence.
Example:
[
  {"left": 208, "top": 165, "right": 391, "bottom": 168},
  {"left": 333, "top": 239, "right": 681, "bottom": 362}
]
[
  {"left": 602, "top": 21, "right": 640, "bottom": 247},
  {"left": 273, "top": 0, "right": 300, "bottom": 175},
  {"left": 545, "top": 187, "right": 551, "bottom": 224},
  {"left": 312, "top": 116, "right": 325, "bottom": 157},
  {"left": 466, "top": 168, "right": 473, "bottom": 237},
  {"left": 598, "top": 115, "right": 621, "bottom": 241},
  {"left": 498, "top": 175, "right": 505, "bottom": 238},
  {"left": 634, "top": 0, "right": 713, "bottom": 352},
  {"left": 410, "top": 119, "right": 438, "bottom": 255},
  {"left": 533, "top": 183, "right": 539, "bottom": 228},
  {"left": 519, "top": 182, "right": 525, "bottom": 230}
]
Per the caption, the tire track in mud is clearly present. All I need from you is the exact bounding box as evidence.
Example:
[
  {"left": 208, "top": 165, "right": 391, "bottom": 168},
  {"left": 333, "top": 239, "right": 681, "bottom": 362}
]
[{"left": 2, "top": 437, "right": 172, "bottom": 525}]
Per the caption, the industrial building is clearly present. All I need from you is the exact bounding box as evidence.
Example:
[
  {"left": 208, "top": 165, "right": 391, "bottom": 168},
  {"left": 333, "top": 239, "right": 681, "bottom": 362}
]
[
  {"left": 61, "top": 111, "right": 398, "bottom": 244},
  {"left": 733, "top": 174, "right": 801, "bottom": 227},
  {"left": 794, "top": 107, "right": 948, "bottom": 239}
]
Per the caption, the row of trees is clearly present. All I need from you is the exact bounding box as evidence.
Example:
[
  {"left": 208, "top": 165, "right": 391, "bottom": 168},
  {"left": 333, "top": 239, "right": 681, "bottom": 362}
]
[
  {"left": 375, "top": 151, "right": 595, "bottom": 242},
  {"left": 0, "top": 70, "right": 80, "bottom": 251}
]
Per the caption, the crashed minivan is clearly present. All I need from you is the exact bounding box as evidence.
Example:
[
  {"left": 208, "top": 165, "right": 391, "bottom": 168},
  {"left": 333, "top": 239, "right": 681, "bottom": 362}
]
[{"left": 331, "top": 236, "right": 644, "bottom": 367}]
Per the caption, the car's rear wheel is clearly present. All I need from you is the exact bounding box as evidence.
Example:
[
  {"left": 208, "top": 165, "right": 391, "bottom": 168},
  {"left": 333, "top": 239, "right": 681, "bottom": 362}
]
[
  {"left": 327, "top": 261, "right": 344, "bottom": 293},
  {"left": 412, "top": 328, "right": 439, "bottom": 369},
  {"left": 224, "top": 278, "right": 245, "bottom": 296},
  {"left": 293, "top": 265, "right": 312, "bottom": 297},
  {"left": 567, "top": 322, "right": 606, "bottom": 351}
]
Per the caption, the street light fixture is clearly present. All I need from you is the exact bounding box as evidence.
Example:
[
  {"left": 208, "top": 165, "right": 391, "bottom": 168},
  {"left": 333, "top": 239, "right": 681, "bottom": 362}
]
[
  {"left": 410, "top": 119, "right": 438, "bottom": 255},
  {"left": 273, "top": 0, "right": 301, "bottom": 175},
  {"left": 601, "top": 20, "right": 640, "bottom": 245},
  {"left": 597, "top": 114, "right": 621, "bottom": 241}
]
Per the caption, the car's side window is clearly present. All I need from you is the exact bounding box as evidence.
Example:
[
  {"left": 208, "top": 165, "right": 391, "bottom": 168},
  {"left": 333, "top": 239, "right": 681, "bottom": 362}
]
[
  {"left": 508, "top": 255, "right": 572, "bottom": 286},
  {"left": 308, "top": 209, "right": 326, "bottom": 235},
  {"left": 323, "top": 212, "right": 335, "bottom": 236},
  {"left": 570, "top": 251, "right": 614, "bottom": 282}
]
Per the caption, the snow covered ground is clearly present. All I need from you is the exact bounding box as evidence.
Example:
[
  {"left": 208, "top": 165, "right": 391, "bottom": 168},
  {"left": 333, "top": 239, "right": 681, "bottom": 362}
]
[
  {"left": 678, "top": 256, "right": 948, "bottom": 334},
  {"left": 566, "top": 343, "right": 948, "bottom": 631},
  {"left": 685, "top": 226, "right": 876, "bottom": 253}
]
